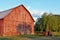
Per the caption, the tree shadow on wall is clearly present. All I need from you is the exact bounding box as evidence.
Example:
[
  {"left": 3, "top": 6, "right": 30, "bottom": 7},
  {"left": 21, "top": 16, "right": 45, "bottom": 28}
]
[{"left": 17, "top": 22, "right": 32, "bottom": 35}]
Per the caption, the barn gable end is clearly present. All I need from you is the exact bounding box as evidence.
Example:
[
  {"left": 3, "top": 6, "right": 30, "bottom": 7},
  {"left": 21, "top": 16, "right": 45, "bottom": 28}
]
[{"left": 20, "top": 5, "right": 35, "bottom": 22}]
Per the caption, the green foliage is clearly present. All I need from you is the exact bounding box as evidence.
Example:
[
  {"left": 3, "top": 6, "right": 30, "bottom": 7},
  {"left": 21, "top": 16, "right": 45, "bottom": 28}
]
[{"left": 34, "top": 12, "right": 60, "bottom": 32}]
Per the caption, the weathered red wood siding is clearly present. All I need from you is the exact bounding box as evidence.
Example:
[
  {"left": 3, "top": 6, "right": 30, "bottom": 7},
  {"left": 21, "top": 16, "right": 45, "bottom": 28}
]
[
  {"left": 3, "top": 5, "right": 34, "bottom": 36},
  {"left": 0, "top": 19, "right": 3, "bottom": 36}
]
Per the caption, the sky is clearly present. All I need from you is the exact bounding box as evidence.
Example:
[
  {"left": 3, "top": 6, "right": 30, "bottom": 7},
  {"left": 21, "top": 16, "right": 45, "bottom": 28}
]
[{"left": 0, "top": 0, "right": 60, "bottom": 21}]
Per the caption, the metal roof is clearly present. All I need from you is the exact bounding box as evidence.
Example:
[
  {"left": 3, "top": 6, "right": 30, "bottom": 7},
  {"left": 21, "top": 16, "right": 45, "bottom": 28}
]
[{"left": 0, "top": 9, "right": 12, "bottom": 19}]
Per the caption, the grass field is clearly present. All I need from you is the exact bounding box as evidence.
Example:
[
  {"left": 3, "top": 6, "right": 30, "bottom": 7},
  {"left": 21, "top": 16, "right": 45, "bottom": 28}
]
[
  {"left": 0, "top": 35, "right": 60, "bottom": 40},
  {"left": 0, "top": 32, "right": 60, "bottom": 40}
]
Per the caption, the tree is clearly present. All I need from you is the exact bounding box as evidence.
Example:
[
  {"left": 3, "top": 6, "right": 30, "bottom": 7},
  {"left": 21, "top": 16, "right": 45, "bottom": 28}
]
[
  {"left": 34, "top": 12, "right": 48, "bottom": 32},
  {"left": 34, "top": 12, "right": 59, "bottom": 36},
  {"left": 34, "top": 17, "right": 41, "bottom": 31}
]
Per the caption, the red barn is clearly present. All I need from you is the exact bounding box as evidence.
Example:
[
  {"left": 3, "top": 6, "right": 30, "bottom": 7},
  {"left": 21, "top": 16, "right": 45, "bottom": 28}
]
[{"left": 0, "top": 5, "right": 34, "bottom": 36}]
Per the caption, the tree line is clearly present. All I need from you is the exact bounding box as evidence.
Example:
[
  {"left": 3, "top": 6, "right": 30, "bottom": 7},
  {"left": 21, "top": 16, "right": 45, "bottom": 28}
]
[{"left": 34, "top": 12, "right": 60, "bottom": 35}]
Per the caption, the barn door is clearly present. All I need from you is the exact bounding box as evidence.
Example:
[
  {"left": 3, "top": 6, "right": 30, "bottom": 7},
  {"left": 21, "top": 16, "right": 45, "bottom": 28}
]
[
  {"left": 17, "top": 23, "right": 31, "bottom": 35},
  {"left": 17, "top": 24, "right": 24, "bottom": 35},
  {"left": 24, "top": 23, "right": 31, "bottom": 34}
]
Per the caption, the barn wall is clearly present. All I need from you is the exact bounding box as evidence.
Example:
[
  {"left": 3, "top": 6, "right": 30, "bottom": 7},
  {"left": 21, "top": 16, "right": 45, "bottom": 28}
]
[
  {"left": 4, "top": 5, "right": 34, "bottom": 36},
  {"left": 0, "top": 19, "right": 4, "bottom": 36},
  {"left": 20, "top": 6, "right": 34, "bottom": 34}
]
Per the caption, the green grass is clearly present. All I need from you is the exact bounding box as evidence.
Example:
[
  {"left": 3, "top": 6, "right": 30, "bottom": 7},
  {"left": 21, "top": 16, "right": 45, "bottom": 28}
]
[
  {"left": 0, "top": 35, "right": 35, "bottom": 40},
  {"left": 0, "top": 34, "right": 60, "bottom": 40},
  {"left": 0, "top": 34, "right": 43, "bottom": 40}
]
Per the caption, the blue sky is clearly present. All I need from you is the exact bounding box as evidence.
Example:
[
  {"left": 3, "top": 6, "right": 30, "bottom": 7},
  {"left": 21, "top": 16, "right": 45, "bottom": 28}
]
[{"left": 0, "top": 0, "right": 60, "bottom": 20}]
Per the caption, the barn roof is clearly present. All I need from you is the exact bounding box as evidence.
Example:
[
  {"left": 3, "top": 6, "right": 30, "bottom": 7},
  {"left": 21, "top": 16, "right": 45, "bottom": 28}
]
[
  {"left": 0, "top": 4, "right": 35, "bottom": 22},
  {"left": 0, "top": 9, "right": 12, "bottom": 19}
]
